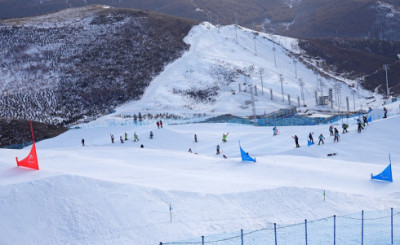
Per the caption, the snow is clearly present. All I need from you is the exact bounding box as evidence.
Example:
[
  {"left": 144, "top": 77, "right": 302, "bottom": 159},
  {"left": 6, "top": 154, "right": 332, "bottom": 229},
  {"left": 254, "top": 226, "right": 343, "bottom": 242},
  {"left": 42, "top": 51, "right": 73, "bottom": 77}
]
[
  {"left": 112, "top": 22, "right": 381, "bottom": 120},
  {"left": 0, "top": 22, "right": 397, "bottom": 244},
  {"left": 1, "top": 100, "right": 400, "bottom": 244}
]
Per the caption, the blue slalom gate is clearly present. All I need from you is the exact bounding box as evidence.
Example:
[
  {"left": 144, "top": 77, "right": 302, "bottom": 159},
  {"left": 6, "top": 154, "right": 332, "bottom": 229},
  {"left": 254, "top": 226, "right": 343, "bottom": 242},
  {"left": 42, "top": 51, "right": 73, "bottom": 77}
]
[
  {"left": 239, "top": 141, "right": 256, "bottom": 162},
  {"left": 371, "top": 154, "right": 393, "bottom": 182}
]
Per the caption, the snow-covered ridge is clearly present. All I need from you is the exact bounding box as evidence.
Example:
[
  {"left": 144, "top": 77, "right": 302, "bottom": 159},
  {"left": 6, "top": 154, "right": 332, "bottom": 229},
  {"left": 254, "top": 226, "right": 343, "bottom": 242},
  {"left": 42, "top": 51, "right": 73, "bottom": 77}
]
[
  {"left": 1, "top": 102, "right": 400, "bottom": 244},
  {"left": 377, "top": 1, "right": 400, "bottom": 17},
  {"left": 113, "top": 22, "right": 380, "bottom": 119}
]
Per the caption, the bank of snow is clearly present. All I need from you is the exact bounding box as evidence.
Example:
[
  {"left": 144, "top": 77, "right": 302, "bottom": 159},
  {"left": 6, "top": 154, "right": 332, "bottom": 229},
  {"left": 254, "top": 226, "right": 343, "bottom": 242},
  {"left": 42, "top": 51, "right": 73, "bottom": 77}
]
[{"left": 0, "top": 108, "right": 399, "bottom": 244}]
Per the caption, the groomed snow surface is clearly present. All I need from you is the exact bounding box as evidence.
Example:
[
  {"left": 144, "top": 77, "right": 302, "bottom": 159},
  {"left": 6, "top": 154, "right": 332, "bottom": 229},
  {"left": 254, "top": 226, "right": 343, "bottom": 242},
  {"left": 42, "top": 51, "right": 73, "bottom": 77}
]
[
  {"left": 0, "top": 101, "right": 399, "bottom": 244},
  {"left": 113, "top": 22, "right": 380, "bottom": 119}
]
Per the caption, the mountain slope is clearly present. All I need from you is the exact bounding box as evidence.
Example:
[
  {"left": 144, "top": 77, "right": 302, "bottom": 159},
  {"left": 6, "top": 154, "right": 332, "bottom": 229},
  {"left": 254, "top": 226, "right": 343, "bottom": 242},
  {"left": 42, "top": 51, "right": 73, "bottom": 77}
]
[
  {"left": 109, "top": 23, "right": 380, "bottom": 119},
  {"left": 0, "top": 5, "right": 197, "bottom": 124},
  {"left": 1, "top": 0, "right": 399, "bottom": 41}
]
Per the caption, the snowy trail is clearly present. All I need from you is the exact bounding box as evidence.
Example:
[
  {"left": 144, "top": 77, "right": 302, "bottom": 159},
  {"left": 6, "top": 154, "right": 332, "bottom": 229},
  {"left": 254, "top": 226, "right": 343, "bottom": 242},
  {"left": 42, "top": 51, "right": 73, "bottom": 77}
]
[{"left": 1, "top": 107, "right": 400, "bottom": 244}]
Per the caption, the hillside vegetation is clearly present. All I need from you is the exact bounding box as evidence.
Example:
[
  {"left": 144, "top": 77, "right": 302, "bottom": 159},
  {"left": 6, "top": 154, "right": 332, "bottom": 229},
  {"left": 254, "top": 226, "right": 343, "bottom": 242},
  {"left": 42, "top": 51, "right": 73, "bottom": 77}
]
[
  {"left": 0, "top": 0, "right": 399, "bottom": 41},
  {"left": 0, "top": 5, "right": 197, "bottom": 124},
  {"left": 299, "top": 38, "right": 400, "bottom": 95}
]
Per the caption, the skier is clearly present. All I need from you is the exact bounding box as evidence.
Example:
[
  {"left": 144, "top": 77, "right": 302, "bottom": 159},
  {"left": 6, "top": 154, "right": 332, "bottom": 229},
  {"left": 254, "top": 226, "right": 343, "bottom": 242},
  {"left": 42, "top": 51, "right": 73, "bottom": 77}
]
[
  {"left": 334, "top": 128, "right": 339, "bottom": 142},
  {"left": 140, "top": 144, "right": 144, "bottom": 148},
  {"left": 81, "top": 138, "right": 85, "bottom": 147},
  {"left": 156, "top": 121, "right": 160, "bottom": 129},
  {"left": 216, "top": 144, "right": 220, "bottom": 155},
  {"left": 110, "top": 134, "right": 114, "bottom": 143},
  {"left": 318, "top": 134, "right": 325, "bottom": 145},
  {"left": 308, "top": 133, "right": 314, "bottom": 143},
  {"left": 194, "top": 134, "right": 197, "bottom": 143},
  {"left": 188, "top": 148, "right": 193, "bottom": 153},
  {"left": 293, "top": 135, "right": 300, "bottom": 148},
  {"left": 160, "top": 120, "right": 163, "bottom": 128},
  {"left": 120, "top": 136, "right": 124, "bottom": 143},
  {"left": 273, "top": 126, "right": 278, "bottom": 136},
  {"left": 363, "top": 115, "right": 368, "bottom": 126},
  {"left": 222, "top": 132, "right": 229, "bottom": 143},
  {"left": 125, "top": 132, "right": 128, "bottom": 141},
  {"left": 150, "top": 131, "right": 154, "bottom": 139},
  {"left": 357, "top": 121, "right": 364, "bottom": 133},
  {"left": 134, "top": 132, "right": 139, "bottom": 142},
  {"left": 383, "top": 107, "right": 388, "bottom": 118},
  {"left": 329, "top": 125, "right": 334, "bottom": 136},
  {"left": 342, "top": 123, "right": 348, "bottom": 133}
]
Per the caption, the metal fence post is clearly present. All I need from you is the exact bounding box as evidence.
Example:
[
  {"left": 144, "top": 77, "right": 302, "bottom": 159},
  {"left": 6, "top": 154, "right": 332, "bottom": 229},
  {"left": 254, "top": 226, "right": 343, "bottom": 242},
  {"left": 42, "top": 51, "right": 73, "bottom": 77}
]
[
  {"left": 361, "top": 210, "right": 364, "bottom": 245},
  {"left": 305, "top": 219, "right": 308, "bottom": 245},
  {"left": 274, "top": 223, "right": 277, "bottom": 245},
  {"left": 241, "top": 229, "right": 244, "bottom": 245},
  {"left": 391, "top": 208, "right": 394, "bottom": 245},
  {"left": 334, "top": 215, "right": 336, "bottom": 245}
]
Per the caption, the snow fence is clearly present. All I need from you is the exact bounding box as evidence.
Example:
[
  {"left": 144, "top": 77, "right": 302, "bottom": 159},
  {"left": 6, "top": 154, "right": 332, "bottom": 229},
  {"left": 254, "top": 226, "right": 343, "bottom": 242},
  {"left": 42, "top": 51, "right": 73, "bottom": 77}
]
[{"left": 161, "top": 208, "right": 399, "bottom": 245}]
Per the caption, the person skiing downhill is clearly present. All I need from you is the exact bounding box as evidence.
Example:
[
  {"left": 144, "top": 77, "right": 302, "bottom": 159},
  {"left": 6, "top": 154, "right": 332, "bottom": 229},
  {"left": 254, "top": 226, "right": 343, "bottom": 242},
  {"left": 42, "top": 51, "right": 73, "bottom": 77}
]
[
  {"left": 110, "top": 134, "right": 114, "bottom": 143},
  {"left": 194, "top": 134, "right": 198, "bottom": 143},
  {"left": 81, "top": 138, "right": 85, "bottom": 147},
  {"left": 308, "top": 133, "right": 314, "bottom": 143},
  {"left": 125, "top": 132, "right": 128, "bottom": 141},
  {"left": 357, "top": 121, "right": 364, "bottom": 133},
  {"left": 120, "top": 136, "right": 124, "bottom": 143},
  {"left": 134, "top": 132, "right": 139, "bottom": 142},
  {"left": 329, "top": 125, "right": 334, "bottom": 136},
  {"left": 160, "top": 120, "right": 163, "bottom": 128},
  {"left": 273, "top": 126, "right": 278, "bottom": 136},
  {"left": 383, "top": 107, "right": 388, "bottom": 118},
  {"left": 156, "top": 121, "right": 160, "bottom": 129},
  {"left": 342, "top": 123, "right": 348, "bottom": 133},
  {"left": 216, "top": 145, "right": 220, "bottom": 155},
  {"left": 293, "top": 135, "right": 300, "bottom": 148},
  {"left": 363, "top": 115, "right": 368, "bottom": 126},
  {"left": 150, "top": 131, "right": 154, "bottom": 139},
  {"left": 318, "top": 134, "right": 325, "bottom": 145},
  {"left": 334, "top": 128, "right": 339, "bottom": 142},
  {"left": 222, "top": 132, "right": 229, "bottom": 143}
]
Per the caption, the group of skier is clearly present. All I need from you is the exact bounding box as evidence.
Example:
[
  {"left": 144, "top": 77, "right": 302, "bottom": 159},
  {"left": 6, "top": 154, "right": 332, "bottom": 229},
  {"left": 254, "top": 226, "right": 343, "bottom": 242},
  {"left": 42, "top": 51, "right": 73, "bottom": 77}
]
[{"left": 291, "top": 113, "right": 374, "bottom": 148}]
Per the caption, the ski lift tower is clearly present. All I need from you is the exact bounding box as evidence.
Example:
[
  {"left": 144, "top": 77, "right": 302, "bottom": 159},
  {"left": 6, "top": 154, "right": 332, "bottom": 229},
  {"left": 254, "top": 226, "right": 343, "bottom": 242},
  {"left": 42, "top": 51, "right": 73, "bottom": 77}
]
[{"left": 383, "top": 64, "right": 390, "bottom": 99}]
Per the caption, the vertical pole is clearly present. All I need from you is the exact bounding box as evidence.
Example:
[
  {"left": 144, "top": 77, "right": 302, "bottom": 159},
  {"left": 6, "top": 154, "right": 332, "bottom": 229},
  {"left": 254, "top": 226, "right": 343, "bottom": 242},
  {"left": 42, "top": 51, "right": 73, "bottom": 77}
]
[
  {"left": 270, "top": 89, "right": 273, "bottom": 100},
  {"left": 334, "top": 215, "right": 336, "bottom": 245},
  {"left": 288, "top": 95, "right": 291, "bottom": 105},
  {"left": 298, "top": 96, "right": 301, "bottom": 107},
  {"left": 279, "top": 74, "right": 284, "bottom": 102},
  {"left": 305, "top": 219, "right": 308, "bottom": 245},
  {"left": 346, "top": 97, "right": 350, "bottom": 112},
  {"left": 384, "top": 64, "right": 390, "bottom": 99},
  {"left": 315, "top": 91, "right": 318, "bottom": 105},
  {"left": 274, "top": 223, "right": 277, "bottom": 245},
  {"left": 259, "top": 69, "right": 264, "bottom": 95},
  {"left": 30, "top": 121, "right": 35, "bottom": 143},
  {"left": 202, "top": 236, "right": 204, "bottom": 245},
  {"left": 241, "top": 229, "right": 244, "bottom": 245},
  {"left": 361, "top": 210, "right": 364, "bottom": 245},
  {"left": 391, "top": 208, "right": 394, "bottom": 245}
]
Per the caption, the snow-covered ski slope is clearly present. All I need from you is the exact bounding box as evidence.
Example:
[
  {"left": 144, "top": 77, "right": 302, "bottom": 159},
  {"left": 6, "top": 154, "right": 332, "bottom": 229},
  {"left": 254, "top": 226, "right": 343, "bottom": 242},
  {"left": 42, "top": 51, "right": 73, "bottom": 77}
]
[
  {"left": 0, "top": 101, "right": 399, "bottom": 244},
  {"left": 114, "top": 22, "right": 381, "bottom": 118}
]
